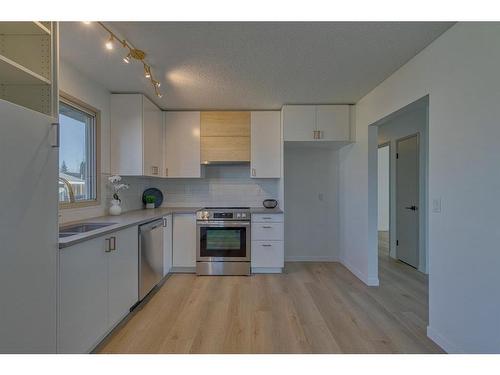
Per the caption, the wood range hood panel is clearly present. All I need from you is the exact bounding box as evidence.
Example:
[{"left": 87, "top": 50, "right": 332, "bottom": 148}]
[{"left": 200, "top": 111, "right": 250, "bottom": 163}]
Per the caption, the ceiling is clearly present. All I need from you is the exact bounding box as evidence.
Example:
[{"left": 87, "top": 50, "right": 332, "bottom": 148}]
[{"left": 60, "top": 22, "right": 453, "bottom": 110}]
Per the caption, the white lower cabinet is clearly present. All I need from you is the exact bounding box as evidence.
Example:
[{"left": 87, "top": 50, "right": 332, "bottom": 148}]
[
  {"left": 107, "top": 227, "right": 139, "bottom": 328},
  {"left": 172, "top": 213, "right": 197, "bottom": 269},
  {"left": 58, "top": 226, "right": 138, "bottom": 353},
  {"left": 163, "top": 215, "right": 173, "bottom": 276},
  {"left": 251, "top": 213, "right": 284, "bottom": 272},
  {"left": 251, "top": 241, "right": 284, "bottom": 268}
]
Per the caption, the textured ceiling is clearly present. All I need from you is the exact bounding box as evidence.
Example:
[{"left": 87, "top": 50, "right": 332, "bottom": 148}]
[{"left": 60, "top": 22, "right": 453, "bottom": 110}]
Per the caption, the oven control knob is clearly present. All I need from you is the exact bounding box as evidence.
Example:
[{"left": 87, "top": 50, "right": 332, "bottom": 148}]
[
  {"left": 236, "top": 213, "right": 241, "bottom": 218},
  {"left": 241, "top": 213, "right": 246, "bottom": 218}
]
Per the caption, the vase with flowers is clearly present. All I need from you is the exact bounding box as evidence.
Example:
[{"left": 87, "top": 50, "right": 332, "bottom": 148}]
[{"left": 108, "top": 175, "right": 129, "bottom": 216}]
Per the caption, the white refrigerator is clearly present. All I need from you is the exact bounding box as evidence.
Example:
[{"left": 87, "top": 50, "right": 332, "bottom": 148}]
[{"left": 0, "top": 99, "right": 59, "bottom": 353}]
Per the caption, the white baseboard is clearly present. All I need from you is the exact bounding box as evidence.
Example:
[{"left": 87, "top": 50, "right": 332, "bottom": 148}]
[
  {"left": 427, "top": 325, "right": 457, "bottom": 353},
  {"left": 252, "top": 267, "right": 282, "bottom": 274},
  {"left": 340, "top": 258, "right": 379, "bottom": 286},
  {"left": 170, "top": 267, "right": 196, "bottom": 273},
  {"left": 285, "top": 255, "right": 338, "bottom": 262}
]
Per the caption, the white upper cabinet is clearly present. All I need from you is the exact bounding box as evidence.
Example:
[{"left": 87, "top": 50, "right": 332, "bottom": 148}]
[
  {"left": 250, "top": 111, "right": 281, "bottom": 178},
  {"left": 315, "top": 105, "right": 350, "bottom": 141},
  {"left": 283, "top": 105, "right": 351, "bottom": 142},
  {"left": 282, "top": 105, "right": 315, "bottom": 141},
  {"left": 164, "top": 111, "right": 201, "bottom": 178},
  {"left": 110, "top": 94, "right": 163, "bottom": 177}
]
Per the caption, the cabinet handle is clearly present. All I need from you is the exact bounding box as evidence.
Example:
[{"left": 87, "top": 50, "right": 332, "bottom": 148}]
[
  {"left": 51, "top": 123, "right": 60, "bottom": 148},
  {"left": 163, "top": 218, "right": 167, "bottom": 227},
  {"left": 105, "top": 238, "right": 111, "bottom": 252},
  {"left": 151, "top": 166, "right": 159, "bottom": 175},
  {"left": 262, "top": 226, "right": 272, "bottom": 229},
  {"left": 261, "top": 244, "right": 272, "bottom": 247},
  {"left": 262, "top": 217, "right": 272, "bottom": 220},
  {"left": 251, "top": 168, "right": 256, "bottom": 177},
  {"left": 165, "top": 168, "right": 168, "bottom": 177},
  {"left": 110, "top": 236, "right": 116, "bottom": 251}
]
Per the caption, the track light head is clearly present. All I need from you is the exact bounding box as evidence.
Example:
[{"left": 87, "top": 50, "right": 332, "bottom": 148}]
[{"left": 105, "top": 35, "right": 114, "bottom": 50}]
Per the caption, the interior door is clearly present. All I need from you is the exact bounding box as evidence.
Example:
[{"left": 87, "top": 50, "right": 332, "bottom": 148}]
[
  {"left": 396, "top": 134, "right": 419, "bottom": 268},
  {"left": 0, "top": 100, "right": 58, "bottom": 352}
]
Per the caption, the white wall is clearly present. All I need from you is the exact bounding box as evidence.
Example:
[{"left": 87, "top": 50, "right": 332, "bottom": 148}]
[
  {"left": 377, "top": 146, "right": 389, "bottom": 231},
  {"left": 339, "top": 23, "right": 500, "bottom": 353},
  {"left": 378, "top": 105, "right": 428, "bottom": 273},
  {"left": 59, "top": 60, "right": 111, "bottom": 224},
  {"left": 284, "top": 146, "right": 339, "bottom": 261}
]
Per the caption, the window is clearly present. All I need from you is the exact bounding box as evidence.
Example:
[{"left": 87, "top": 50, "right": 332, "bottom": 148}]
[{"left": 58, "top": 95, "right": 100, "bottom": 207}]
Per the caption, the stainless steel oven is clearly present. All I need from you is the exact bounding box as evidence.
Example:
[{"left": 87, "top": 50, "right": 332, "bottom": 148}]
[{"left": 196, "top": 207, "right": 251, "bottom": 275}]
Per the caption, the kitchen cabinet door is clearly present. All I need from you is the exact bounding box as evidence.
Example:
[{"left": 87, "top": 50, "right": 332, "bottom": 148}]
[
  {"left": 110, "top": 94, "right": 163, "bottom": 176},
  {"left": 315, "top": 105, "right": 350, "bottom": 141},
  {"left": 163, "top": 215, "right": 173, "bottom": 276},
  {"left": 172, "top": 213, "right": 197, "bottom": 268},
  {"left": 58, "top": 236, "right": 108, "bottom": 353},
  {"left": 250, "top": 111, "right": 281, "bottom": 178},
  {"left": 251, "top": 241, "right": 284, "bottom": 268},
  {"left": 143, "top": 96, "right": 163, "bottom": 177},
  {"left": 164, "top": 111, "right": 201, "bottom": 178},
  {"left": 108, "top": 226, "right": 139, "bottom": 329},
  {"left": 110, "top": 94, "right": 144, "bottom": 176},
  {"left": 282, "top": 105, "right": 315, "bottom": 141}
]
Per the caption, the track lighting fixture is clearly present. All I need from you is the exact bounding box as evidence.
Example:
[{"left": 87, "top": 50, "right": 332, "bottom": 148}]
[
  {"left": 105, "top": 35, "right": 114, "bottom": 50},
  {"left": 93, "top": 22, "right": 163, "bottom": 98}
]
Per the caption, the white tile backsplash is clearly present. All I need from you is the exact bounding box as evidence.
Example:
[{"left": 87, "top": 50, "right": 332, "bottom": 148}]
[{"left": 107, "top": 165, "right": 280, "bottom": 211}]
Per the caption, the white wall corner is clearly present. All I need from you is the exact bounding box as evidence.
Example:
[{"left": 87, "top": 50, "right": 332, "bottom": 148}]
[
  {"left": 427, "top": 325, "right": 459, "bottom": 354},
  {"left": 340, "top": 257, "right": 379, "bottom": 286}
]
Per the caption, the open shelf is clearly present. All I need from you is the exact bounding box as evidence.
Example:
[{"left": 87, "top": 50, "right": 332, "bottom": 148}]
[
  {"left": 0, "top": 21, "right": 50, "bottom": 35},
  {"left": 0, "top": 54, "right": 51, "bottom": 85}
]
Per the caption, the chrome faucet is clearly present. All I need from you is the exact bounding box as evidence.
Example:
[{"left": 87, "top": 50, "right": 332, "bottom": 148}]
[{"left": 58, "top": 176, "right": 76, "bottom": 203}]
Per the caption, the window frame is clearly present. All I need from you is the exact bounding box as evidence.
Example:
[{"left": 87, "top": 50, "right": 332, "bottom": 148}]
[{"left": 58, "top": 92, "right": 101, "bottom": 209}]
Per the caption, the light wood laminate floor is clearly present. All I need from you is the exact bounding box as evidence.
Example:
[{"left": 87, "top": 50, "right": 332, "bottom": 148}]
[{"left": 97, "top": 232, "right": 443, "bottom": 354}]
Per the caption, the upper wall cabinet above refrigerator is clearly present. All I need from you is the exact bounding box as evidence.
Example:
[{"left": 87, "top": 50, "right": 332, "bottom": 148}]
[
  {"left": 110, "top": 94, "right": 163, "bottom": 177},
  {"left": 251, "top": 111, "right": 281, "bottom": 178},
  {"left": 282, "top": 105, "right": 352, "bottom": 146},
  {"left": 0, "top": 22, "right": 58, "bottom": 117}
]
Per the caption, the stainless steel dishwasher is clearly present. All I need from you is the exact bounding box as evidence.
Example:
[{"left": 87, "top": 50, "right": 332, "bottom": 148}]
[{"left": 139, "top": 218, "right": 164, "bottom": 301}]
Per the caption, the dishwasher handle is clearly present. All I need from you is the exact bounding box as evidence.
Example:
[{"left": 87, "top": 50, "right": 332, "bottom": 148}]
[{"left": 139, "top": 219, "right": 164, "bottom": 233}]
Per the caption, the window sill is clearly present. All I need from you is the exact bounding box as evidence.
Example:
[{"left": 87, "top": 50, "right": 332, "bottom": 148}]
[{"left": 59, "top": 200, "right": 101, "bottom": 210}]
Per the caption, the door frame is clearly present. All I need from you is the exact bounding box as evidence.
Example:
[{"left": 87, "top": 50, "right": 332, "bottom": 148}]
[
  {"left": 395, "top": 132, "right": 420, "bottom": 268},
  {"left": 377, "top": 141, "right": 391, "bottom": 257}
]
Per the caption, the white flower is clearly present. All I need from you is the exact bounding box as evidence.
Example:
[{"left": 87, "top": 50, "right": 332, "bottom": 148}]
[{"left": 108, "top": 175, "right": 122, "bottom": 183}]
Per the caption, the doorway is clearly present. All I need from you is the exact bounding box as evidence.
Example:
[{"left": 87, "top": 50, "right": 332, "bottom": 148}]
[
  {"left": 377, "top": 143, "right": 390, "bottom": 258},
  {"left": 396, "top": 133, "right": 420, "bottom": 268}
]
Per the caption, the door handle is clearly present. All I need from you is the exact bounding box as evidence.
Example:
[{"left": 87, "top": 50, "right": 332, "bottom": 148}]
[{"left": 405, "top": 205, "right": 418, "bottom": 211}]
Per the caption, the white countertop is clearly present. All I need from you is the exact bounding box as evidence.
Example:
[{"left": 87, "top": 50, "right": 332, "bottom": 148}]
[{"left": 59, "top": 206, "right": 284, "bottom": 249}]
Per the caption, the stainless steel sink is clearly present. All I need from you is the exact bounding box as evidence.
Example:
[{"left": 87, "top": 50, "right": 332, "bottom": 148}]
[{"left": 59, "top": 222, "right": 117, "bottom": 238}]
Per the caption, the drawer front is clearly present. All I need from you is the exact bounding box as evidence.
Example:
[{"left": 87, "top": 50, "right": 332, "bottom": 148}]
[
  {"left": 251, "top": 213, "right": 283, "bottom": 223},
  {"left": 252, "top": 222, "right": 283, "bottom": 241},
  {"left": 251, "top": 241, "right": 284, "bottom": 268}
]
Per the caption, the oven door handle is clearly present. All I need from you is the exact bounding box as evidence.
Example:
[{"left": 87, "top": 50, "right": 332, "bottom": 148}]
[{"left": 198, "top": 221, "right": 250, "bottom": 227}]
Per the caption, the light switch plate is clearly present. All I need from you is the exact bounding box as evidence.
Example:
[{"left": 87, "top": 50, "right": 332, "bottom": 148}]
[{"left": 432, "top": 198, "right": 441, "bottom": 213}]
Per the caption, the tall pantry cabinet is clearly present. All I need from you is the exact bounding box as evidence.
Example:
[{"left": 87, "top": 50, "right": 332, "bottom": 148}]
[{"left": 0, "top": 21, "right": 59, "bottom": 353}]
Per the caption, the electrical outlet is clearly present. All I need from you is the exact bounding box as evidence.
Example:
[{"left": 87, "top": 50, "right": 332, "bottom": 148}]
[{"left": 432, "top": 198, "right": 441, "bottom": 213}]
